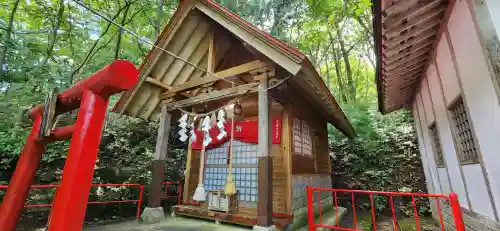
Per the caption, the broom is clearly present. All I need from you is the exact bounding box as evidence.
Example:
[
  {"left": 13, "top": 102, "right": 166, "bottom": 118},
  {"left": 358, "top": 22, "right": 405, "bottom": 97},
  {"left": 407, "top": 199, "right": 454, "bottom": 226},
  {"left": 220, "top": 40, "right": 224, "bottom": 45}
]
[
  {"left": 192, "top": 140, "right": 207, "bottom": 201},
  {"left": 193, "top": 116, "right": 211, "bottom": 202},
  {"left": 224, "top": 108, "right": 236, "bottom": 196}
]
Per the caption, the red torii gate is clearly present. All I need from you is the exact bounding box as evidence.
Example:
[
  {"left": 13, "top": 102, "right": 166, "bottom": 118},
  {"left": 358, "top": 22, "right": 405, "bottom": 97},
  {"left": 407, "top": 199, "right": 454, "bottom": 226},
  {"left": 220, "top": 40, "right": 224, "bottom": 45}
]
[{"left": 0, "top": 60, "right": 139, "bottom": 231}]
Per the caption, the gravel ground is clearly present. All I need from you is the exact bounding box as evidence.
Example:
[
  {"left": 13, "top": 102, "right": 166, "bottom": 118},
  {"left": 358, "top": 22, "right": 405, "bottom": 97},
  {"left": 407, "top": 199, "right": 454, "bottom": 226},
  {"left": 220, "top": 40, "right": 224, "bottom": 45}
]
[{"left": 83, "top": 216, "right": 252, "bottom": 231}]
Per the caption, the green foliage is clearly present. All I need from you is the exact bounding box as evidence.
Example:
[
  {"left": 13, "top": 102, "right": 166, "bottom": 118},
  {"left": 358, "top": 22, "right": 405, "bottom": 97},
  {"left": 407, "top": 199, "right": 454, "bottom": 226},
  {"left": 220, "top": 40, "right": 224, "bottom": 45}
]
[
  {"left": 0, "top": 0, "right": 427, "bottom": 224},
  {"left": 329, "top": 103, "right": 428, "bottom": 214}
]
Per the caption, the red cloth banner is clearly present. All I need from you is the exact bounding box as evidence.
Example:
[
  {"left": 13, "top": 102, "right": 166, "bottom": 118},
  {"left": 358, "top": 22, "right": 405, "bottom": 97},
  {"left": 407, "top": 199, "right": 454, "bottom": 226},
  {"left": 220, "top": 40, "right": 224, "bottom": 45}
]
[{"left": 191, "top": 117, "right": 281, "bottom": 150}]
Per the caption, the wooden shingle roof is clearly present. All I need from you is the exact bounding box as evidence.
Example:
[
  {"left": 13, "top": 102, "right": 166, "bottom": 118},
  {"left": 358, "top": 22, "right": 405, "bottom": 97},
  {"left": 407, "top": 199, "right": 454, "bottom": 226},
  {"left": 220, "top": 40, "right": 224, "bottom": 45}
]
[
  {"left": 373, "top": 0, "right": 452, "bottom": 114},
  {"left": 113, "top": 0, "right": 355, "bottom": 137}
]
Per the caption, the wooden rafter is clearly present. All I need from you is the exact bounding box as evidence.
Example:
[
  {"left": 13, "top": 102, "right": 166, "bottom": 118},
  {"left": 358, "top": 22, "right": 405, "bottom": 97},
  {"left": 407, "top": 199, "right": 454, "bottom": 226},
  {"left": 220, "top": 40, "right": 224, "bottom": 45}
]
[
  {"left": 160, "top": 60, "right": 267, "bottom": 98},
  {"left": 161, "top": 25, "right": 211, "bottom": 86},
  {"left": 383, "top": 4, "right": 447, "bottom": 39},
  {"left": 386, "top": 62, "right": 426, "bottom": 75},
  {"left": 384, "top": 55, "right": 428, "bottom": 72},
  {"left": 382, "top": 0, "right": 419, "bottom": 17},
  {"left": 384, "top": 69, "right": 423, "bottom": 83},
  {"left": 178, "top": 26, "right": 232, "bottom": 84},
  {"left": 384, "top": 37, "right": 434, "bottom": 57},
  {"left": 384, "top": 47, "right": 430, "bottom": 66},
  {"left": 384, "top": 25, "right": 439, "bottom": 50},
  {"left": 207, "top": 32, "right": 216, "bottom": 73},
  {"left": 383, "top": 0, "right": 444, "bottom": 28},
  {"left": 387, "top": 78, "right": 421, "bottom": 89},
  {"left": 163, "top": 83, "right": 259, "bottom": 109},
  {"left": 145, "top": 77, "right": 172, "bottom": 91},
  {"left": 385, "top": 63, "right": 426, "bottom": 77}
]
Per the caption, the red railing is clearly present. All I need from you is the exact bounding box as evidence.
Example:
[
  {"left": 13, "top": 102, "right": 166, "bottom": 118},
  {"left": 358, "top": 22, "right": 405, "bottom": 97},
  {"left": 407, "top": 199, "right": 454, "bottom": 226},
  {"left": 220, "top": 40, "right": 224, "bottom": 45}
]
[
  {"left": 0, "top": 183, "right": 144, "bottom": 220},
  {"left": 162, "top": 181, "right": 182, "bottom": 205},
  {"left": 307, "top": 186, "right": 466, "bottom": 231}
]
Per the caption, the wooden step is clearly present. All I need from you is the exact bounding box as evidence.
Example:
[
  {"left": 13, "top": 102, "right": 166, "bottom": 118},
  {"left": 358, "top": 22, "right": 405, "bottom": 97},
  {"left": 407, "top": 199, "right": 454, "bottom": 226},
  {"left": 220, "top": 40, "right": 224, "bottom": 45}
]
[
  {"left": 295, "top": 206, "right": 347, "bottom": 231},
  {"left": 289, "top": 196, "right": 347, "bottom": 230}
]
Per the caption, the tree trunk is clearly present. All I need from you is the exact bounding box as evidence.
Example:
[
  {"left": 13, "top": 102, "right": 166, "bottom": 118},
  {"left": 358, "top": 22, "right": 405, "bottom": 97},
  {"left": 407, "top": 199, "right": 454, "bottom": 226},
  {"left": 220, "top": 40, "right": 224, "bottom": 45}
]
[
  {"left": 329, "top": 32, "right": 348, "bottom": 103},
  {"left": 0, "top": 0, "right": 21, "bottom": 82},
  {"left": 39, "top": 0, "right": 65, "bottom": 69},
  {"left": 335, "top": 21, "right": 356, "bottom": 102},
  {"left": 156, "top": 0, "right": 164, "bottom": 39},
  {"left": 69, "top": 2, "right": 132, "bottom": 83},
  {"left": 325, "top": 60, "right": 331, "bottom": 91},
  {"left": 115, "top": 3, "right": 131, "bottom": 60}
]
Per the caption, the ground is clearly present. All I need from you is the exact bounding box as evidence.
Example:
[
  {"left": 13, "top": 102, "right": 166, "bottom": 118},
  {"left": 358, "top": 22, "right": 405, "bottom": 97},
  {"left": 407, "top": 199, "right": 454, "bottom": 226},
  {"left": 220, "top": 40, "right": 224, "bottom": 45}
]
[
  {"left": 354, "top": 212, "right": 441, "bottom": 231},
  {"left": 83, "top": 216, "right": 251, "bottom": 231}
]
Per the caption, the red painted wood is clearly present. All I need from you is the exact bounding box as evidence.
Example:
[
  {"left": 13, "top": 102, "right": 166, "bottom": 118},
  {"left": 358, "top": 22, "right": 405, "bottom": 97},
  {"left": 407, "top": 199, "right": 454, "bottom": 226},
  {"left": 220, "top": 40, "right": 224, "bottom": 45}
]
[
  {"left": 449, "top": 193, "right": 466, "bottom": 231},
  {"left": 0, "top": 116, "right": 46, "bottom": 231},
  {"left": 0, "top": 60, "right": 138, "bottom": 231},
  {"left": 47, "top": 91, "right": 109, "bottom": 231},
  {"left": 0, "top": 183, "right": 144, "bottom": 221},
  {"left": 29, "top": 60, "right": 138, "bottom": 119}
]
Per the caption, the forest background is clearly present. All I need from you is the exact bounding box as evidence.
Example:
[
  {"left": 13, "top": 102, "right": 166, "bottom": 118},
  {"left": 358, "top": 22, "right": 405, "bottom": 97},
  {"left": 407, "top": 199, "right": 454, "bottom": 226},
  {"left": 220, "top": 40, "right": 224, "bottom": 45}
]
[{"left": 0, "top": 0, "right": 426, "bottom": 226}]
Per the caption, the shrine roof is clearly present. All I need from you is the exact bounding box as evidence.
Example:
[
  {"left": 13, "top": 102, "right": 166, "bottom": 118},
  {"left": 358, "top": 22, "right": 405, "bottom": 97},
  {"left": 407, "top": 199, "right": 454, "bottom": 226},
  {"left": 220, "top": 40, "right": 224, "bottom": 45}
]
[{"left": 113, "top": 0, "right": 355, "bottom": 138}]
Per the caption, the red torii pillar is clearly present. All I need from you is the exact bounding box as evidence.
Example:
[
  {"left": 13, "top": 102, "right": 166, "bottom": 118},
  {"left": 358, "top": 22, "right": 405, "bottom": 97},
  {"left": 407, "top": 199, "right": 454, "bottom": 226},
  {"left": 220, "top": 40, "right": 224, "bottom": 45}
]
[{"left": 0, "top": 60, "right": 138, "bottom": 231}]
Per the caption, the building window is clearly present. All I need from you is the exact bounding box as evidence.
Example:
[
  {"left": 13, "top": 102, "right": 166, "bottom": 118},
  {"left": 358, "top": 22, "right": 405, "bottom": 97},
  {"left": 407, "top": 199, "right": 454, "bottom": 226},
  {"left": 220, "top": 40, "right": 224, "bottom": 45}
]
[
  {"left": 293, "top": 117, "right": 313, "bottom": 156},
  {"left": 429, "top": 123, "right": 445, "bottom": 167},
  {"left": 204, "top": 140, "right": 258, "bottom": 203},
  {"left": 449, "top": 98, "right": 479, "bottom": 164}
]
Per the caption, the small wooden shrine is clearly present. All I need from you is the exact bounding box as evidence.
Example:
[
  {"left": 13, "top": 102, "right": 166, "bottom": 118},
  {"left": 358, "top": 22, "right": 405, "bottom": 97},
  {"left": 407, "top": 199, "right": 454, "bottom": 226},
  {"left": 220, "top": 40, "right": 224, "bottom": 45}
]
[{"left": 113, "top": 0, "right": 355, "bottom": 230}]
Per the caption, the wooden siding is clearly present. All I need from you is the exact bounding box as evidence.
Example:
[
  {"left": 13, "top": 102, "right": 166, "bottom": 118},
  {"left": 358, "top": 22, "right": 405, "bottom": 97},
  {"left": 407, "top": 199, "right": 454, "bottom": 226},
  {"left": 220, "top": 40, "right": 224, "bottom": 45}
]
[
  {"left": 315, "top": 123, "right": 331, "bottom": 174},
  {"left": 186, "top": 149, "right": 200, "bottom": 202},
  {"left": 291, "top": 123, "right": 330, "bottom": 175},
  {"left": 287, "top": 84, "right": 331, "bottom": 175},
  {"left": 272, "top": 143, "right": 286, "bottom": 213}
]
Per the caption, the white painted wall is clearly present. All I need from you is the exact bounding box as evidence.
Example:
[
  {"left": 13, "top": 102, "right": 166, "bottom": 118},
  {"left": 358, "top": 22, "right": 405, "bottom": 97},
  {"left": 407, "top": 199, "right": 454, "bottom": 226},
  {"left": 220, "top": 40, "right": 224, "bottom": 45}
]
[
  {"left": 415, "top": 93, "right": 442, "bottom": 193},
  {"left": 437, "top": 168, "right": 451, "bottom": 194},
  {"left": 485, "top": 0, "right": 500, "bottom": 36},
  {"left": 435, "top": 36, "right": 460, "bottom": 106},
  {"left": 447, "top": 0, "right": 500, "bottom": 217},
  {"left": 428, "top": 57, "right": 469, "bottom": 207},
  {"left": 420, "top": 78, "right": 435, "bottom": 124},
  {"left": 412, "top": 105, "right": 436, "bottom": 195},
  {"left": 413, "top": 102, "right": 440, "bottom": 219},
  {"left": 463, "top": 164, "right": 496, "bottom": 218}
]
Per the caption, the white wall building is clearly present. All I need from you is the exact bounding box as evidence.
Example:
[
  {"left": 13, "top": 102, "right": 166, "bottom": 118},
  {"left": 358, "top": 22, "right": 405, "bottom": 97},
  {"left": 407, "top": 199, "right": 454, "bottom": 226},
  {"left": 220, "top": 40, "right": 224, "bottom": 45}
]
[{"left": 373, "top": 0, "right": 500, "bottom": 230}]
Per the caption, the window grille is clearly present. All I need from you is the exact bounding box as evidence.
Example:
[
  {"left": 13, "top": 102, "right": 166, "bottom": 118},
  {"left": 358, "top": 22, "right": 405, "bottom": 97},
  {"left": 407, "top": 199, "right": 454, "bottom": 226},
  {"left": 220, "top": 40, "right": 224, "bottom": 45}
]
[
  {"left": 449, "top": 98, "right": 479, "bottom": 164},
  {"left": 293, "top": 118, "right": 302, "bottom": 153},
  {"left": 301, "top": 120, "right": 312, "bottom": 156},
  {"left": 293, "top": 117, "right": 313, "bottom": 156},
  {"left": 204, "top": 140, "right": 258, "bottom": 203},
  {"left": 429, "top": 123, "right": 445, "bottom": 167}
]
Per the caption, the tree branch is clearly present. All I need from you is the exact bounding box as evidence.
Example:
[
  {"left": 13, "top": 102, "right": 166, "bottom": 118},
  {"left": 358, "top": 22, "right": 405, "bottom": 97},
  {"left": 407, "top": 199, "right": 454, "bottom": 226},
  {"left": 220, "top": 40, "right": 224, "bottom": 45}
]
[
  {"left": 114, "top": 3, "right": 131, "bottom": 59},
  {"left": 156, "top": 0, "right": 164, "bottom": 39},
  {"left": 69, "top": 1, "right": 134, "bottom": 84},
  {"left": 38, "top": 0, "right": 65, "bottom": 69},
  {"left": 0, "top": 0, "right": 21, "bottom": 82}
]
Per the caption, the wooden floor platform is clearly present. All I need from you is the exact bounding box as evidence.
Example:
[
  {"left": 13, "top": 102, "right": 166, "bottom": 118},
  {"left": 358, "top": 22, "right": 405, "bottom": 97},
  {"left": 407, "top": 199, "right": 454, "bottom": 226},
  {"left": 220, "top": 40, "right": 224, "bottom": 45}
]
[{"left": 173, "top": 204, "right": 293, "bottom": 229}]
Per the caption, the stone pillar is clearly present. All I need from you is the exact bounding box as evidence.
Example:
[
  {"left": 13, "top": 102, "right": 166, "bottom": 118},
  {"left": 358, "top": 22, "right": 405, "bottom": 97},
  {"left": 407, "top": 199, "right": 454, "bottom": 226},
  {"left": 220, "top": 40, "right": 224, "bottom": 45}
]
[
  {"left": 141, "top": 103, "right": 171, "bottom": 223},
  {"left": 254, "top": 80, "right": 276, "bottom": 231}
]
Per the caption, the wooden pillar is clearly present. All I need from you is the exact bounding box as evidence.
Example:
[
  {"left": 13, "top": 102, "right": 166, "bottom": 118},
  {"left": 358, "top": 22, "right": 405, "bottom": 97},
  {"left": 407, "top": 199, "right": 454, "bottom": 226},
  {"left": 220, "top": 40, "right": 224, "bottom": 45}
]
[
  {"left": 257, "top": 80, "right": 273, "bottom": 227},
  {"left": 148, "top": 103, "right": 171, "bottom": 208},
  {"left": 183, "top": 133, "right": 193, "bottom": 201}
]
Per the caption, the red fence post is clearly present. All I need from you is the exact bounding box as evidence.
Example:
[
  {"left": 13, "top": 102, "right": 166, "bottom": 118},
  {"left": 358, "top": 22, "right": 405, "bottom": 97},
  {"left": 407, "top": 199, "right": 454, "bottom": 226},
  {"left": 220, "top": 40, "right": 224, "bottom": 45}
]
[
  {"left": 0, "top": 116, "right": 47, "bottom": 231},
  {"left": 178, "top": 184, "right": 183, "bottom": 206},
  {"left": 307, "top": 186, "right": 315, "bottom": 231},
  {"left": 449, "top": 193, "right": 465, "bottom": 231},
  {"left": 137, "top": 185, "right": 144, "bottom": 220}
]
